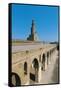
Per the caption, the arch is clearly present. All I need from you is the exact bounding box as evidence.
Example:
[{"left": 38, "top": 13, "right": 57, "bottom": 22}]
[
  {"left": 30, "top": 58, "right": 39, "bottom": 83},
  {"left": 41, "top": 53, "right": 45, "bottom": 71},
  {"left": 32, "top": 58, "right": 39, "bottom": 70},
  {"left": 11, "top": 72, "right": 21, "bottom": 86},
  {"left": 24, "top": 62, "right": 27, "bottom": 75}
]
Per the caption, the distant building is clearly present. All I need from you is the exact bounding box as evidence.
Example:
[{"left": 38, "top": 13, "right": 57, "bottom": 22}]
[{"left": 27, "top": 20, "right": 39, "bottom": 41}]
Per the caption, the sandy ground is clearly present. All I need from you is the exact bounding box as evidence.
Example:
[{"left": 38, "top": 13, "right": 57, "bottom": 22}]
[{"left": 30, "top": 50, "right": 59, "bottom": 85}]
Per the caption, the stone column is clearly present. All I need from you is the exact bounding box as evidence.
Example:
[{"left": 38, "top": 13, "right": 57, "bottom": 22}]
[
  {"left": 48, "top": 52, "right": 51, "bottom": 64},
  {"left": 38, "top": 63, "right": 42, "bottom": 83},
  {"left": 35, "top": 66, "right": 41, "bottom": 83},
  {"left": 50, "top": 51, "right": 52, "bottom": 62},
  {"left": 45, "top": 53, "right": 48, "bottom": 70},
  {"left": 25, "top": 63, "right": 30, "bottom": 85},
  {"left": 47, "top": 54, "right": 49, "bottom": 65},
  {"left": 41, "top": 54, "right": 43, "bottom": 70},
  {"left": 35, "top": 69, "right": 38, "bottom": 82}
]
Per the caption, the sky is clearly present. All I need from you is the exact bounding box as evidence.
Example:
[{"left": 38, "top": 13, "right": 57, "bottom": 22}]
[{"left": 11, "top": 4, "right": 59, "bottom": 42}]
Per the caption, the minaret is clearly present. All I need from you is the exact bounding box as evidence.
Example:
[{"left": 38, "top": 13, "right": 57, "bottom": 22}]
[
  {"left": 31, "top": 20, "right": 35, "bottom": 40},
  {"left": 27, "top": 20, "right": 39, "bottom": 41},
  {"left": 31, "top": 20, "right": 35, "bottom": 35}
]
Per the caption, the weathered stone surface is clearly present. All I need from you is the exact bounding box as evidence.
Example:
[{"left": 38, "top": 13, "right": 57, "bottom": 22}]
[{"left": 11, "top": 42, "right": 58, "bottom": 86}]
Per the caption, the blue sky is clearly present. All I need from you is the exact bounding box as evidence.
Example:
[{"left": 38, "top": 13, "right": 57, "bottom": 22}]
[{"left": 12, "top": 4, "right": 59, "bottom": 42}]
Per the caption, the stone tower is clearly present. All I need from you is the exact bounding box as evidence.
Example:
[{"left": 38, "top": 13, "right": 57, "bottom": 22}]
[
  {"left": 31, "top": 20, "right": 35, "bottom": 40},
  {"left": 27, "top": 20, "right": 39, "bottom": 41}
]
